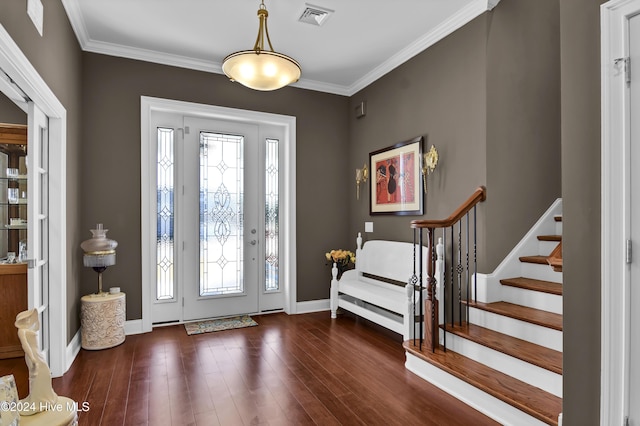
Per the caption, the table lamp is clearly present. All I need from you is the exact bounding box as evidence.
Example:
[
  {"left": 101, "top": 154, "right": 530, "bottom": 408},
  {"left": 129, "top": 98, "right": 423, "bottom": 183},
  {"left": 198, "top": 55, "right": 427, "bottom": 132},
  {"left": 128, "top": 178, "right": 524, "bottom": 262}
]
[{"left": 80, "top": 223, "right": 117, "bottom": 294}]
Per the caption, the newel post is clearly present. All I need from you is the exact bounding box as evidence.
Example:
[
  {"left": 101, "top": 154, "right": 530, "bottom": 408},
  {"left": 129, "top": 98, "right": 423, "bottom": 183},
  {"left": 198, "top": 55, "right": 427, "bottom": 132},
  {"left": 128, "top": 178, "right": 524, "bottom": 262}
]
[
  {"left": 424, "top": 228, "right": 439, "bottom": 352},
  {"left": 330, "top": 263, "right": 339, "bottom": 319},
  {"left": 355, "top": 232, "right": 363, "bottom": 273},
  {"left": 404, "top": 282, "right": 414, "bottom": 341}
]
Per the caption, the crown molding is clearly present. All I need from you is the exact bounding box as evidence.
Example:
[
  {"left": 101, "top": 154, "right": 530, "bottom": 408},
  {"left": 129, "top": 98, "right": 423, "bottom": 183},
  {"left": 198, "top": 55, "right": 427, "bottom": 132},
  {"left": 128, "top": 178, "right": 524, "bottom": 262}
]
[
  {"left": 61, "top": 0, "right": 90, "bottom": 48},
  {"left": 62, "top": 0, "right": 500, "bottom": 97},
  {"left": 83, "top": 38, "right": 220, "bottom": 74},
  {"left": 290, "top": 79, "right": 351, "bottom": 96}
]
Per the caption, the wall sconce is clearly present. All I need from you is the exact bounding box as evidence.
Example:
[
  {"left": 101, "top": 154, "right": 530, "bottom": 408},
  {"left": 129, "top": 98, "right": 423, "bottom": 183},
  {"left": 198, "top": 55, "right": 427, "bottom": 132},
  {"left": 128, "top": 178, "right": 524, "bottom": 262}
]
[
  {"left": 81, "top": 223, "right": 118, "bottom": 294},
  {"left": 422, "top": 145, "right": 438, "bottom": 193},
  {"left": 356, "top": 163, "right": 368, "bottom": 200}
]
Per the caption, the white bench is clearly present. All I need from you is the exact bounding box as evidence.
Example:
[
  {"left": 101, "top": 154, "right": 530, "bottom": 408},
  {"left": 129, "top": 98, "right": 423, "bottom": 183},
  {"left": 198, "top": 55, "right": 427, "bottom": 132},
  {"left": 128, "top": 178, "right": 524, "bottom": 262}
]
[{"left": 330, "top": 233, "right": 430, "bottom": 340}]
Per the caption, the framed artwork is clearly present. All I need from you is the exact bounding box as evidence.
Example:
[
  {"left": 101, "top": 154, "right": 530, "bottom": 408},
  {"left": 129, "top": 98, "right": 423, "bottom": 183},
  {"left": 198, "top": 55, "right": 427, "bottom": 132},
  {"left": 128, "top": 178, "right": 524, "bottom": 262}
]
[{"left": 370, "top": 136, "right": 423, "bottom": 215}]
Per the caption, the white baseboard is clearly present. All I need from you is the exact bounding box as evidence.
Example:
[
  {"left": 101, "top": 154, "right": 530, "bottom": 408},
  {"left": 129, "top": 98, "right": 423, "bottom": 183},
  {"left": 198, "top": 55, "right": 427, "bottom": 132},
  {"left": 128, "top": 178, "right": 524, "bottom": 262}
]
[
  {"left": 296, "top": 299, "right": 330, "bottom": 314},
  {"left": 125, "top": 319, "right": 145, "bottom": 335},
  {"left": 65, "top": 329, "right": 81, "bottom": 373}
]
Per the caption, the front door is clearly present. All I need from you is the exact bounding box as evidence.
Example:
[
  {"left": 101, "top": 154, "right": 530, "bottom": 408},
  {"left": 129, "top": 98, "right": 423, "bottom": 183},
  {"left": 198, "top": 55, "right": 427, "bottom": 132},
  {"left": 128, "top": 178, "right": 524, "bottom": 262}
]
[
  {"left": 150, "top": 109, "right": 285, "bottom": 324},
  {"left": 182, "top": 117, "right": 259, "bottom": 320}
]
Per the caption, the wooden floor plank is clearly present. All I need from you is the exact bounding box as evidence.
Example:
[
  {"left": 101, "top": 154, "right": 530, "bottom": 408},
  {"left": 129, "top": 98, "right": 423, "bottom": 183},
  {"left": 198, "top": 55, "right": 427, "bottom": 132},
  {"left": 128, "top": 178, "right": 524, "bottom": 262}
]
[{"left": 0, "top": 312, "right": 499, "bottom": 425}]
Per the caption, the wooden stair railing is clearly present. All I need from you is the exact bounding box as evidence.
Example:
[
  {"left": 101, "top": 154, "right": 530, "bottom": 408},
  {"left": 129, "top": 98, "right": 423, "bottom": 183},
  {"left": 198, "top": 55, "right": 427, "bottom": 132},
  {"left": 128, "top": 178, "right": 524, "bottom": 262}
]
[{"left": 410, "top": 186, "right": 487, "bottom": 352}]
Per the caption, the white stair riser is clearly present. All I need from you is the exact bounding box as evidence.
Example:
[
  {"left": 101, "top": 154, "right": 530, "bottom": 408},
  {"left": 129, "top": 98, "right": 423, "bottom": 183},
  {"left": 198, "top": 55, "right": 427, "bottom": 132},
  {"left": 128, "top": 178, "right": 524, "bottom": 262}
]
[
  {"left": 469, "top": 308, "right": 563, "bottom": 351},
  {"left": 501, "top": 285, "right": 562, "bottom": 315},
  {"left": 555, "top": 221, "right": 562, "bottom": 236},
  {"left": 538, "top": 240, "right": 559, "bottom": 256},
  {"left": 442, "top": 331, "right": 562, "bottom": 397},
  {"left": 520, "top": 262, "right": 563, "bottom": 284},
  {"left": 405, "top": 353, "right": 551, "bottom": 426}
]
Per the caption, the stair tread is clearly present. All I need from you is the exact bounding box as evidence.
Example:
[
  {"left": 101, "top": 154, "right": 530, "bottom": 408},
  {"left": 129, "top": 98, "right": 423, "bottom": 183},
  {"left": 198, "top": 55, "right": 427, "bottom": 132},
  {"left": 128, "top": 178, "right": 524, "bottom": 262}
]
[
  {"left": 404, "top": 341, "right": 561, "bottom": 425},
  {"left": 537, "top": 235, "right": 562, "bottom": 242},
  {"left": 442, "top": 323, "right": 563, "bottom": 374},
  {"left": 519, "top": 255, "right": 550, "bottom": 265},
  {"left": 500, "top": 277, "right": 563, "bottom": 295},
  {"left": 554, "top": 215, "right": 562, "bottom": 222},
  {"left": 464, "top": 301, "right": 563, "bottom": 331}
]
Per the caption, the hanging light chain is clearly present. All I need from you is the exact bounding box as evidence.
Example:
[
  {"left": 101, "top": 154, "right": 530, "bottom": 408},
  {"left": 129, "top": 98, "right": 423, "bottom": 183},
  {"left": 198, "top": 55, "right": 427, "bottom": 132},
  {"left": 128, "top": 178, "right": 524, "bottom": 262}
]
[{"left": 253, "top": 1, "right": 275, "bottom": 53}]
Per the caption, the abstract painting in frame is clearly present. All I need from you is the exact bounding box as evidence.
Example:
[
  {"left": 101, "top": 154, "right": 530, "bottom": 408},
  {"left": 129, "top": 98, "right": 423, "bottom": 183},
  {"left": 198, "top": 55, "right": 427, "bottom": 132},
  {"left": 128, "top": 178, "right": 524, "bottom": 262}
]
[{"left": 370, "top": 136, "right": 423, "bottom": 215}]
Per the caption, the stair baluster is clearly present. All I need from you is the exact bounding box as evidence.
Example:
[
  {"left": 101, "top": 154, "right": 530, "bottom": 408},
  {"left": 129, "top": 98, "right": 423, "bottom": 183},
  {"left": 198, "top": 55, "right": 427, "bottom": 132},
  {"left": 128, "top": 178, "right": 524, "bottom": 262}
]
[{"left": 410, "top": 186, "right": 486, "bottom": 352}]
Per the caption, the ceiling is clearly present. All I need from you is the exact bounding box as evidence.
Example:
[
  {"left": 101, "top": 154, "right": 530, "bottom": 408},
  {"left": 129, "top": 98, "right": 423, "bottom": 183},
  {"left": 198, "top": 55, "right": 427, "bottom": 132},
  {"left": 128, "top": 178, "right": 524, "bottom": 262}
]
[{"left": 61, "top": 0, "right": 500, "bottom": 96}]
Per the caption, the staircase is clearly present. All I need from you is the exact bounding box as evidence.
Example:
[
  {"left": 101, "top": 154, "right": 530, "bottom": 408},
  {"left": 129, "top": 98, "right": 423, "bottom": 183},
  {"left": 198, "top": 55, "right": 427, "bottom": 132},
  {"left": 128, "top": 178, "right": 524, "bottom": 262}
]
[{"left": 404, "top": 201, "right": 563, "bottom": 426}]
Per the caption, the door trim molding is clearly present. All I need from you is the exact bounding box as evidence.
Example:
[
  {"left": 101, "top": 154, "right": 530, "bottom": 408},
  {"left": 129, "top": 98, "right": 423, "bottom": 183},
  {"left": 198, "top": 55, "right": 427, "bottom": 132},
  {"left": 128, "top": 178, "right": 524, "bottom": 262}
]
[
  {"left": 141, "top": 96, "right": 297, "bottom": 332},
  {"left": 0, "top": 24, "right": 67, "bottom": 377},
  {"left": 601, "top": 0, "right": 640, "bottom": 423}
]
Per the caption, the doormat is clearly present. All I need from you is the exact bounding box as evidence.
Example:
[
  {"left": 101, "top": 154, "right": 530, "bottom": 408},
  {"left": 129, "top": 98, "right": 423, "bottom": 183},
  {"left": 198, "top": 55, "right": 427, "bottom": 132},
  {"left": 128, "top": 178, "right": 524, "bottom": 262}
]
[{"left": 184, "top": 315, "right": 258, "bottom": 335}]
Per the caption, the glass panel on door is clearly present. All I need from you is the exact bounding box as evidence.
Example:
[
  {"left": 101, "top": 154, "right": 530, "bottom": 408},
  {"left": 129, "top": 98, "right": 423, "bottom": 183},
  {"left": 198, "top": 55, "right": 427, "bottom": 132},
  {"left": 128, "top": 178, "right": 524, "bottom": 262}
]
[
  {"left": 156, "top": 127, "right": 175, "bottom": 301},
  {"left": 264, "top": 138, "right": 279, "bottom": 292},
  {"left": 199, "top": 132, "right": 245, "bottom": 296},
  {"left": 0, "top": 124, "right": 28, "bottom": 360}
]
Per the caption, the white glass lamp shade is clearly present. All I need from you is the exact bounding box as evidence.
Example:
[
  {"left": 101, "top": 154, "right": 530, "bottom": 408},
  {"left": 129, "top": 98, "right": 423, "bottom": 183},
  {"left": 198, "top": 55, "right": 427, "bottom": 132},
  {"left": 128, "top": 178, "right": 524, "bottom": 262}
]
[
  {"left": 222, "top": 50, "right": 301, "bottom": 91},
  {"left": 81, "top": 223, "right": 117, "bottom": 268}
]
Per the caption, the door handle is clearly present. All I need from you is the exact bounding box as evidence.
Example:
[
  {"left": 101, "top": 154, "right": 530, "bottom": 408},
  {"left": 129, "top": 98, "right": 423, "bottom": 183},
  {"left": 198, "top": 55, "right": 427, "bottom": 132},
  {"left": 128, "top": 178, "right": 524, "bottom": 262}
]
[{"left": 250, "top": 240, "right": 257, "bottom": 246}]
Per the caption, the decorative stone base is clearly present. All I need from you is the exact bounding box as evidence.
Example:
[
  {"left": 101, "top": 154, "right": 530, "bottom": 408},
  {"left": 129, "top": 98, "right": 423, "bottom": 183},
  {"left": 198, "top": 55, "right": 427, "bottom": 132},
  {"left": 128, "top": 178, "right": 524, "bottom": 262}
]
[{"left": 80, "top": 292, "right": 125, "bottom": 350}]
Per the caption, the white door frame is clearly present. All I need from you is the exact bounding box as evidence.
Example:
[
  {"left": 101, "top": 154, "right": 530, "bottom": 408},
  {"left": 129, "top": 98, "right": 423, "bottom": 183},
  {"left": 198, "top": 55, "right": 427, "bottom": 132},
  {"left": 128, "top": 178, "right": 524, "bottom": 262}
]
[
  {"left": 141, "top": 96, "right": 297, "bottom": 332},
  {"left": 601, "top": 0, "right": 640, "bottom": 423},
  {"left": 0, "top": 25, "right": 68, "bottom": 377}
]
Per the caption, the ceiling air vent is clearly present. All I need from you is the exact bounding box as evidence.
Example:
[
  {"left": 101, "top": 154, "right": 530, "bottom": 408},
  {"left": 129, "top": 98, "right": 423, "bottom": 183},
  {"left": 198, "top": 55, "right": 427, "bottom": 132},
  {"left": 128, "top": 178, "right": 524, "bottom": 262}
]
[{"left": 298, "top": 4, "right": 334, "bottom": 27}]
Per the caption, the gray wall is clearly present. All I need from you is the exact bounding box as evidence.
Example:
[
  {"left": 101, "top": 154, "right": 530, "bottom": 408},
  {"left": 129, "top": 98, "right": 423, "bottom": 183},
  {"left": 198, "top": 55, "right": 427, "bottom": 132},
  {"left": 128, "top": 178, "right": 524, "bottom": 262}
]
[
  {"left": 0, "top": 2, "right": 84, "bottom": 342},
  {"left": 348, "top": 14, "right": 489, "bottom": 263},
  {"left": 0, "top": 93, "right": 27, "bottom": 124},
  {"left": 560, "top": 0, "right": 604, "bottom": 423},
  {"left": 80, "top": 53, "right": 350, "bottom": 318},
  {"left": 348, "top": 0, "right": 561, "bottom": 274},
  {"left": 485, "top": 0, "right": 562, "bottom": 269}
]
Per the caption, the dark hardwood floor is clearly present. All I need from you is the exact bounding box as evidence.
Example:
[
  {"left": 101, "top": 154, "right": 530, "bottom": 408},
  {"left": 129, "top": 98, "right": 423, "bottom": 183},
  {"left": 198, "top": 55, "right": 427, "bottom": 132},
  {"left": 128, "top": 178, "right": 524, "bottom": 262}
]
[{"left": 1, "top": 311, "right": 499, "bottom": 425}]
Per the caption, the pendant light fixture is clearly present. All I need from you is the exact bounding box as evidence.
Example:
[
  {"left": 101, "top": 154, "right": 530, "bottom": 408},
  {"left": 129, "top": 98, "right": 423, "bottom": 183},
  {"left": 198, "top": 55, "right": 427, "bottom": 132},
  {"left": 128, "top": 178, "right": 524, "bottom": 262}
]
[{"left": 222, "top": 0, "right": 301, "bottom": 91}]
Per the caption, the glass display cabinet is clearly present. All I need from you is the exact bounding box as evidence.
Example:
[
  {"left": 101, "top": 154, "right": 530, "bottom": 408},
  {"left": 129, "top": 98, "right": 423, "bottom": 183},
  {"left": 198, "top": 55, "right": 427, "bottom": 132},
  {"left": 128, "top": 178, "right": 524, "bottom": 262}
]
[{"left": 0, "top": 123, "right": 27, "bottom": 359}]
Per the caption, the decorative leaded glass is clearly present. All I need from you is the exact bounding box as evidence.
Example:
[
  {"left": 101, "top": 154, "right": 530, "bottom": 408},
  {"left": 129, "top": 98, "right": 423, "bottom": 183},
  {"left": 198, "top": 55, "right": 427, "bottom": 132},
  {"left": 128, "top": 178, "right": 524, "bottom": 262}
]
[
  {"left": 199, "top": 132, "right": 244, "bottom": 296},
  {"left": 156, "top": 127, "right": 175, "bottom": 300},
  {"left": 265, "top": 138, "right": 279, "bottom": 292}
]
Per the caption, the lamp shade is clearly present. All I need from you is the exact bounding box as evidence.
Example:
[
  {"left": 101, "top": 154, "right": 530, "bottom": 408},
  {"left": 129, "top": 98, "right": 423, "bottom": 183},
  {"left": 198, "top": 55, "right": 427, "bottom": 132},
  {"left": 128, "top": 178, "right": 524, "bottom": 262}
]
[
  {"left": 222, "top": 50, "right": 301, "bottom": 91},
  {"left": 81, "top": 223, "right": 117, "bottom": 268}
]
